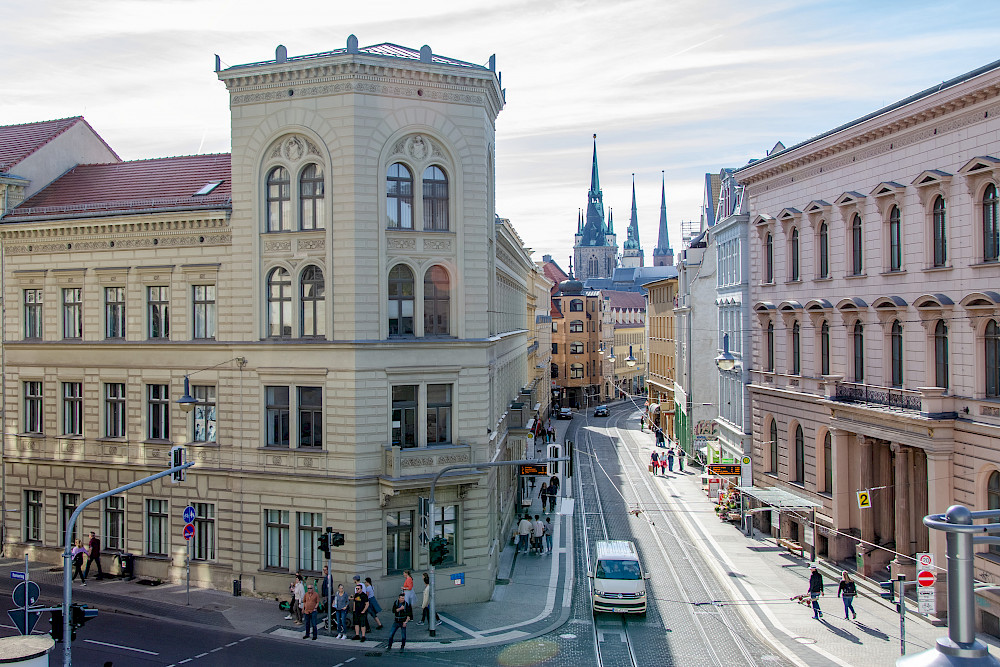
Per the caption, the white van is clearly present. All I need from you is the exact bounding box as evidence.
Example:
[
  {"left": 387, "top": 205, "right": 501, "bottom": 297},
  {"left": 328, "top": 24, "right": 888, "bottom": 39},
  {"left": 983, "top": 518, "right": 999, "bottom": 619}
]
[{"left": 590, "top": 540, "right": 649, "bottom": 615}]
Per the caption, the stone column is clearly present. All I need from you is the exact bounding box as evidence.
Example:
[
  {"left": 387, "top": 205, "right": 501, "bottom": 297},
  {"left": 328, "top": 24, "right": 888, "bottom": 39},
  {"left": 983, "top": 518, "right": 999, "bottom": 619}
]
[
  {"left": 925, "top": 450, "right": 953, "bottom": 616},
  {"left": 829, "top": 428, "right": 852, "bottom": 561},
  {"left": 891, "top": 443, "right": 913, "bottom": 577},
  {"left": 876, "top": 440, "right": 895, "bottom": 545},
  {"left": 912, "top": 450, "right": 929, "bottom": 553},
  {"left": 858, "top": 435, "right": 875, "bottom": 575}
]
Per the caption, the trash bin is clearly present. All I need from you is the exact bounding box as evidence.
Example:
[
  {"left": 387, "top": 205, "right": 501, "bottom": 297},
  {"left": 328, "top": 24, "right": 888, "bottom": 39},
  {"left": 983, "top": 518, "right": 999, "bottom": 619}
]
[
  {"left": 233, "top": 579, "right": 242, "bottom": 597},
  {"left": 118, "top": 553, "right": 134, "bottom": 580}
]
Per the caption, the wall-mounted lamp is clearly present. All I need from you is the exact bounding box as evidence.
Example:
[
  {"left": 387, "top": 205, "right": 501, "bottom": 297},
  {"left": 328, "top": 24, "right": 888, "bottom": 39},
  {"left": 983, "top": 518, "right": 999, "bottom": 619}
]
[
  {"left": 715, "top": 334, "right": 736, "bottom": 371},
  {"left": 626, "top": 345, "right": 637, "bottom": 367},
  {"left": 176, "top": 357, "right": 248, "bottom": 412}
]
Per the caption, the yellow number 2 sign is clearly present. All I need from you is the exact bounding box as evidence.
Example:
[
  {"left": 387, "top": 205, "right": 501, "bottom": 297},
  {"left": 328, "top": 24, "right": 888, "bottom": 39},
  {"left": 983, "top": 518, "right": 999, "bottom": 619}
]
[{"left": 857, "top": 490, "right": 872, "bottom": 509}]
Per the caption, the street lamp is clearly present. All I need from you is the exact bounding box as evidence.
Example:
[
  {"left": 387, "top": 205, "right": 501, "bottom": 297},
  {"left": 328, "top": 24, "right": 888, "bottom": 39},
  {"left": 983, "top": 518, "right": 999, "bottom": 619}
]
[
  {"left": 175, "top": 357, "right": 248, "bottom": 412},
  {"left": 715, "top": 334, "right": 736, "bottom": 371},
  {"left": 598, "top": 342, "right": 605, "bottom": 355},
  {"left": 626, "top": 345, "right": 637, "bottom": 367},
  {"left": 608, "top": 351, "right": 616, "bottom": 363}
]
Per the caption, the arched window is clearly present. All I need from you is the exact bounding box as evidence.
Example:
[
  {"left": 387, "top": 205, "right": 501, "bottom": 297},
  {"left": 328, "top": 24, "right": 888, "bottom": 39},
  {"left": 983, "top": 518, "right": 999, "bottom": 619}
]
[
  {"left": 388, "top": 265, "right": 415, "bottom": 336},
  {"left": 424, "top": 266, "right": 451, "bottom": 336},
  {"left": 818, "top": 221, "right": 829, "bottom": 278},
  {"left": 422, "top": 166, "right": 449, "bottom": 231},
  {"left": 790, "top": 228, "right": 799, "bottom": 281},
  {"left": 794, "top": 425, "right": 805, "bottom": 483},
  {"left": 266, "top": 167, "right": 291, "bottom": 232},
  {"left": 985, "top": 184, "right": 999, "bottom": 262},
  {"left": 791, "top": 321, "right": 801, "bottom": 375},
  {"left": 769, "top": 419, "right": 778, "bottom": 473},
  {"left": 987, "top": 319, "right": 1000, "bottom": 398},
  {"left": 933, "top": 195, "right": 947, "bottom": 267},
  {"left": 570, "top": 363, "right": 584, "bottom": 379},
  {"left": 299, "top": 164, "right": 325, "bottom": 230},
  {"left": 889, "top": 205, "right": 902, "bottom": 271},
  {"left": 766, "top": 321, "right": 775, "bottom": 372},
  {"left": 823, "top": 432, "right": 833, "bottom": 493},
  {"left": 267, "top": 267, "right": 292, "bottom": 337},
  {"left": 588, "top": 257, "right": 598, "bottom": 276},
  {"left": 989, "top": 472, "right": 1000, "bottom": 555},
  {"left": 851, "top": 214, "right": 863, "bottom": 275},
  {"left": 820, "top": 320, "right": 830, "bottom": 376},
  {"left": 764, "top": 233, "right": 774, "bottom": 283},
  {"left": 386, "top": 163, "right": 414, "bottom": 229},
  {"left": 891, "top": 320, "right": 904, "bottom": 387},
  {"left": 569, "top": 320, "right": 584, "bottom": 333},
  {"left": 551, "top": 363, "right": 559, "bottom": 379},
  {"left": 853, "top": 322, "right": 865, "bottom": 382},
  {"left": 570, "top": 341, "right": 584, "bottom": 354},
  {"left": 300, "top": 265, "right": 325, "bottom": 337},
  {"left": 934, "top": 319, "right": 948, "bottom": 390},
  {"left": 570, "top": 299, "right": 584, "bottom": 312}
]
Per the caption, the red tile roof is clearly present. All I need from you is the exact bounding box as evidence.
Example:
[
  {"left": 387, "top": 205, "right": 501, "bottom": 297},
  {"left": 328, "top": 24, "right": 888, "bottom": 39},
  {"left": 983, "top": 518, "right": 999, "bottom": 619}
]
[
  {"left": 603, "top": 290, "right": 647, "bottom": 311},
  {"left": 0, "top": 117, "right": 117, "bottom": 172},
  {"left": 8, "top": 154, "right": 231, "bottom": 220}
]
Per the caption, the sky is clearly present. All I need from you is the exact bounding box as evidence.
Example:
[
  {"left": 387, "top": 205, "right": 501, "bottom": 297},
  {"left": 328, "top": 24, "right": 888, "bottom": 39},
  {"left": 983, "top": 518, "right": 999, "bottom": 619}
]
[{"left": 4, "top": 0, "right": 1000, "bottom": 264}]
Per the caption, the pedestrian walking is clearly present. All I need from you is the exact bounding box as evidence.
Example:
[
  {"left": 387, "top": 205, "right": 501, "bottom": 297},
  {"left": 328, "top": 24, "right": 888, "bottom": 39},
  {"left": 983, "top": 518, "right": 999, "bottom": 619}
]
[
  {"left": 837, "top": 571, "right": 857, "bottom": 620},
  {"left": 667, "top": 448, "right": 675, "bottom": 472},
  {"left": 517, "top": 514, "right": 533, "bottom": 553},
  {"left": 363, "top": 576, "right": 383, "bottom": 629},
  {"left": 71, "top": 539, "right": 89, "bottom": 586},
  {"left": 85, "top": 531, "right": 104, "bottom": 580},
  {"left": 334, "top": 583, "right": 350, "bottom": 638},
  {"left": 302, "top": 583, "right": 320, "bottom": 640},
  {"left": 538, "top": 481, "right": 549, "bottom": 511},
  {"left": 544, "top": 517, "right": 553, "bottom": 553},
  {"left": 292, "top": 574, "right": 305, "bottom": 625},
  {"left": 808, "top": 565, "right": 824, "bottom": 619},
  {"left": 402, "top": 569, "right": 416, "bottom": 609},
  {"left": 548, "top": 476, "right": 560, "bottom": 512},
  {"left": 386, "top": 593, "right": 412, "bottom": 652},
  {"left": 533, "top": 514, "right": 545, "bottom": 554},
  {"left": 678, "top": 448, "right": 685, "bottom": 472},
  {"left": 655, "top": 428, "right": 665, "bottom": 447},
  {"left": 650, "top": 451, "right": 659, "bottom": 475},
  {"left": 351, "top": 582, "right": 370, "bottom": 641}
]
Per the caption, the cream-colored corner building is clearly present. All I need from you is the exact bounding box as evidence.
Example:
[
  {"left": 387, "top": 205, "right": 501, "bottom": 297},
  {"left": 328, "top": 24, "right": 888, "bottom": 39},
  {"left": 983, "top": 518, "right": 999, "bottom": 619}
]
[
  {"left": 645, "top": 278, "right": 677, "bottom": 443},
  {"left": 741, "top": 59, "right": 1000, "bottom": 626},
  {"left": 0, "top": 38, "right": 537, "bottom": 604}
]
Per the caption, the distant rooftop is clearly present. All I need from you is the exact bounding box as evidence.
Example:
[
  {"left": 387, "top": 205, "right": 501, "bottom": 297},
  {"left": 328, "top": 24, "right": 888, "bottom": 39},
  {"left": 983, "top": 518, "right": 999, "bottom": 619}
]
[{"left": 0, "top": 117, "right": 118, "bottom": 172}]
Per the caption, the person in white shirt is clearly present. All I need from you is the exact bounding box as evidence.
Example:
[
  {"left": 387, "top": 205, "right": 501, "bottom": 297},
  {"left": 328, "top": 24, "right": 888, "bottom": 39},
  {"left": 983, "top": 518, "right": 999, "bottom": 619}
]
[
  {"left": 533, "top": 515, "right": 545, "bottom": 554},
  {"left": 517, "top": 514, "right": 533, "bottom": 553}
]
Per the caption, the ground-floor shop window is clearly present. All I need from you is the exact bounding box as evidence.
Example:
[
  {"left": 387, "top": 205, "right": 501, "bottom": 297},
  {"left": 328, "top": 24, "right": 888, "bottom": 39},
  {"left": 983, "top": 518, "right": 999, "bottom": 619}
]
[{"left": 386, "top": 510, "right": 413, "bottom": 573}]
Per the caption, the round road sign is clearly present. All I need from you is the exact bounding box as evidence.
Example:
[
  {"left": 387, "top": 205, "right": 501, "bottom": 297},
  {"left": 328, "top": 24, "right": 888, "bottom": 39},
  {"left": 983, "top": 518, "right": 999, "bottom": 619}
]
[
  {"left": 183, "top": 506, "right": 196, "bottom": 524},
  {"left": 12, "top": 581, "right": 40, "bottom": 607},
  {"left": 917, "top": 570, "right": 936, "bottom": 587},
  {"left": 918, "top": 554, "right": 933, "bottom": 567},
  {"left": 183, "top": 523, "right": 195, "bottom": 541}
]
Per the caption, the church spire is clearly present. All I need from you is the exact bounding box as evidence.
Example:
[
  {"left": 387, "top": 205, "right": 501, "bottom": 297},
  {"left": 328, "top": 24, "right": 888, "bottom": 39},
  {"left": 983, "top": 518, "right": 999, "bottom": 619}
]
[
  {"left": 624, "top": 174, "right": 640, "bottom": 250},
  {"left": 653, "top": 170, "right": 674, "bottom": 266},
  {"left": 589, "top": 133, "right": 600, "bottom": 197}
]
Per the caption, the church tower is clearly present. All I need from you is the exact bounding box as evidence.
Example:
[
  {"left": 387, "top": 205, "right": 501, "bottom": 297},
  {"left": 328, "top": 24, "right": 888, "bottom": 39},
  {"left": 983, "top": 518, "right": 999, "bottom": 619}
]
[
  {"left": 652, "top": 171, "right": 674, "bottom": 267},
  {"left": 573, "top": 135, "right": 618, "bottom": 281},
  {"left": 621, "top": 174, "right": 644, "bottom": 268}
]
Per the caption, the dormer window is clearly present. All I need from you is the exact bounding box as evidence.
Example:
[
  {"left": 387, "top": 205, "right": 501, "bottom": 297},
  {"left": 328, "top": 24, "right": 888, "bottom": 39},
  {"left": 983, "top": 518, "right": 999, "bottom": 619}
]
[{"left": 193, "top": 180, "right": 223, "bottom": 196}]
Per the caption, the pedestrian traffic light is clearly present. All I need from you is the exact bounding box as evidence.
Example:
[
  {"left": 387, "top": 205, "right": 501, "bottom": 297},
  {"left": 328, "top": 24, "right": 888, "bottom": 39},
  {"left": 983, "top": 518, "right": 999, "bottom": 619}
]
[
  {"left": 317, "top": 532, "right": 330, "bottom": 558},
  {"left": 70, "top": 603, "right": 98, "bottom": 640},
  {"left": 879, "top": 580, "right": 895, "bottom": 601},
  {"left": 170, "top": 445, "right": 187, "bottom": 483},
  {"left": 429, "top": 537, "right": 450, "bottom": 566},
  {"left": 331, "top": 531, "right": 345, "bottom": 547},
  {"left": 49, "top": 609, "right": 63, "bottom": 642}
]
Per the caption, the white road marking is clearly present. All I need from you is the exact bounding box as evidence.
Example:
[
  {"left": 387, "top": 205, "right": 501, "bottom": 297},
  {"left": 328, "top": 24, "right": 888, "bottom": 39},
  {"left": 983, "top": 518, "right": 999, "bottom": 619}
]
[
  {"left": 196, "top": 653, "right": 209, "bottom": 658},
  {"left": 83, "top": 639, "right": 159, "bottom": 655},
  {"left": 179, "top": 660, "right": 192, "bottom": 665},
  {"left": 345, "top": 659, "right": 356, "bottom": 663},
  {"left": 239, "top": 636, "right": 251, "bottom": 642},
  {"left": 225, "top": 641, "right": 238, "bottom": 647},
  {"left": 333, "top": 663, "right": 343, "bottom": 667},
  {"left": 210, "top": 647, "right": 223, "bottom": 652}
]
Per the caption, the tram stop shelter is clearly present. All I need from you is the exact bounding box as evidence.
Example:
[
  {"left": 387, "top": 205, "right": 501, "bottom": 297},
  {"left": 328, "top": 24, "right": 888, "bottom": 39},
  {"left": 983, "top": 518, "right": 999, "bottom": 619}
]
[{"left": 736, "top": 486, "right": 824, "bottom": 562}]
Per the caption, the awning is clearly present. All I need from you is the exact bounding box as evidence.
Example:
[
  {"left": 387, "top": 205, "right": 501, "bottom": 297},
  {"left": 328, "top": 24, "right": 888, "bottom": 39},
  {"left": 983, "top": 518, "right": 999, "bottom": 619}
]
[
  {"left": 735, "top": 486, "right": 823, "bottom": 510},
  {"left": 647, "top": 403, "right": 659, "bottom": 413}
]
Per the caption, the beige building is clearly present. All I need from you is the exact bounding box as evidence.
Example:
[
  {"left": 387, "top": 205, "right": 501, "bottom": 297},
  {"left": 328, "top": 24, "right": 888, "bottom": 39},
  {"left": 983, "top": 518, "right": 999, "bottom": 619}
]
[
  {"left": 0, "top": 38, "right": 536, "bottom": 605},
  {"left": 644, "top": 277, "right": 677, "bottom": 442},
  {"left": 603, "top": 291, "right": 646, "bottom": 399},
  {"left": 740, "top": 59, "right": 1000, "bottom": 626}
]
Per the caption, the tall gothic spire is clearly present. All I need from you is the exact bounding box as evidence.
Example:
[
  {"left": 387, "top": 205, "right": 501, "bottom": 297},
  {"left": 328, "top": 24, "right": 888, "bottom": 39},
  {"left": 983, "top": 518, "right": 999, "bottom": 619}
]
[
  {"left": 589, "top": 133, "right": 600, "bottom": 197},
  {"left": 653, "top": 170, "right": 673, "bottom": 264},
  {"left": 581, "top": 133, "right": 608, "bottom": 246},
  {"left": 624, "top": 174, "right": 640, "bottom": 250}
]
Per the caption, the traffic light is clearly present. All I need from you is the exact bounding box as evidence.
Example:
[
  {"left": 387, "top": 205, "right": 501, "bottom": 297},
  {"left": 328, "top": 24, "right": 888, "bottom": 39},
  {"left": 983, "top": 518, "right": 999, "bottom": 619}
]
[
  {"left": 429, "top": 537, "right": 450, "bottom": 566},
  {"left": 170, "top": 445, "right": 187, "bottom": 483},
  {"left": 317, "top": 532, "right": 331, "bottom": 558},
  {"left": 70, "top": 604, "right": 98, "bottom": 640},
  {"left": 331, "top": 532, "right": 345, "bottom": 547},
  {"left": 879, "top": 580, "right": 895, "bottom": 602},
  {"left": 50, "top": 609, "right": 63, "bottom": 642}
]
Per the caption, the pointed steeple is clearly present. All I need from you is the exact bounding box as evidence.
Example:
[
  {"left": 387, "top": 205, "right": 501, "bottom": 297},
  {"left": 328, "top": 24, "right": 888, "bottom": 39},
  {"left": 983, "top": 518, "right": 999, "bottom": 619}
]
[
  {"left": 582, "top": 133, "right": 607, "bottom": 246},
  {"left": 624, "top": 174, "right": 640, "bottom": 250},
  {"left": 653, "top": 170, "right": 674, "bottom": 267},
  {"left": 577, "top": 208, "right": 583, "bottom": 234},
  {"left": 589, "top": 133, "right": 600, "bottom": 196},
  {"left": 608, "top": 207, "right": 613, "bottom": 234}
]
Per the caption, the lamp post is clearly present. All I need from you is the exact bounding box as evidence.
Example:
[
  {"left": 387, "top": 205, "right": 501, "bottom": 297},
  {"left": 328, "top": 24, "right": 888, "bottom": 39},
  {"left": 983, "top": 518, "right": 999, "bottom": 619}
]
[{"left": 715, "top": 334, "right": 736, "bottom": 372}]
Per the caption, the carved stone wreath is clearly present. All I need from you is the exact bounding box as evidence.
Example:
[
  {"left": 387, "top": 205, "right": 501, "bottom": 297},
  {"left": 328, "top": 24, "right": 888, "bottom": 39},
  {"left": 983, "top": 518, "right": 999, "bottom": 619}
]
[
  {"left": 391, "top": 134, "right": 445, "bottom": 165},
  {"left": 268, "top": 134, "right": 323, "bottom": 162}
]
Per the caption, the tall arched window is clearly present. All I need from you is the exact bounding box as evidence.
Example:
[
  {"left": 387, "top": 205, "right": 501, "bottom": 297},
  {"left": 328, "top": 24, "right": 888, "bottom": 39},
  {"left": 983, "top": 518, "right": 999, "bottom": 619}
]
[
  {"left": 989, "top": 472, "right": 1000, "bottom": 555},
  {"left": 266, "top": 167, "right": 291, "bottom": 232},
  {"left": 769, "top": 419, "right": 779, "bottom": 473},
  {"left": 889, "top": 205, "right": 902, "bottom": 271},
  {"left": 766, "top": 321, "right": 775, "bottom": 372},
  {"left": 299, "top": 266, "right": 325, "bottom": 337},
  {"left": 424, "top": 265, "right": 451, "bottom": 336},
  {"left": 818, "top": 221, "right": 829, "bottom": 278},
  {"left": 933, "top": 195, "right": 947, "bottom": 267},
  {"left": 823, "top": 432, "right": 833, "bottom": 493},
  {"left": 588, "top": 257, "right": 598, "bottom": 276},
  {"left": 299, "top": 164, "right": 325, "bottom": 231},
  {"left": 791, "top": 321, "right": 801, "bottom": 375},
  {"left": 987, "top": 319, "right": 1000, "bottom": 398},
  {"left": 388, "top": 265, "right": 415, "bottom": 336},
  {"left": 794, "top": 425, "right": 805, "bottom": 483},
  {"left": 267, "top": 267, "right": 292, "bottom": 337},
  {"left": 422, "top": 166, "right": 449, "bottom": 231},
  {"left": 386, "top": 163, "right": 414, "bottom": 229},
  {"left": 851, "top": 214, "right": 863, "bottom": 275},
  {"left": 790, "top": 228, "right": 800, "bottom": 281},
  {"left": 891, "top": 320, "right": 904, "bottom": 387},
  {"left": 853, "top": 321, "right": 865, "bottom": 382},
  {"left": 934, "top": 319, "right": 948, "bottom": 390},
  {"left": 985, "top": 184, "right": 999, "bottom": 262},
  {"left": 820, "top": 321, "right": 830, "bottom": 376},
  {"left": 765, "top": 233, "right": 773, "bottom": 283}
]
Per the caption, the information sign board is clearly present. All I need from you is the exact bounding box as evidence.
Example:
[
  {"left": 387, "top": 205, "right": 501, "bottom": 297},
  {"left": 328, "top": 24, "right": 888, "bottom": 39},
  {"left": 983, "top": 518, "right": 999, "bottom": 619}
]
[
  {"left": 857, "top": 490, "right": 872, "bottom": 509},
  {"left": 519, "top": 463, "right": 548, "bottom": 476},
  {"left": 706, "top": 464, "right": 741, "bottom": 476}
]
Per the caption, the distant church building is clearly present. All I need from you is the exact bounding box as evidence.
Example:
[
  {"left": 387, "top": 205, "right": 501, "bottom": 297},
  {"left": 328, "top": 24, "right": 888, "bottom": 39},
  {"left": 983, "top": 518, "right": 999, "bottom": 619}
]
[
  {"left": 574, "top": 135, "right": 618, "bottom": 281},
  {"left": 652, "top": 171, "right": 674, "bottom": 267},
  {"left": 620, "top": 174, "right": 644, "bottom": 268}
]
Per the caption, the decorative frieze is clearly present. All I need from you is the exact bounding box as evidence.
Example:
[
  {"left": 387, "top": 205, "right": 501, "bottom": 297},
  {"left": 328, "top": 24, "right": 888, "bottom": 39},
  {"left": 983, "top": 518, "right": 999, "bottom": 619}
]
[
  {"left": 5, "top": 233, "right": 231, "bottom": 255},
  {"left": 297, "top": 238, "right": 325, "bottom": 251},
  {"left": 264, "top": 240, "right": 292, "bottom": 252},
  {"left": 387, "top": 238, "right": 416, "bottom": 250},
  {"left": 232, "top": 81, "right": 485, "bottom": 107},
  {"left": 424, "top": 238, "right": 452, "bottom": 252}
]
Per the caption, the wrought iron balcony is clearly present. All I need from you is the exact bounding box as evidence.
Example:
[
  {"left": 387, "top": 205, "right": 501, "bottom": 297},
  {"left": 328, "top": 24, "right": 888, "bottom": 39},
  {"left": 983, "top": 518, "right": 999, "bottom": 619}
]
[{"left": 834, "top": 381, "right": 922, "bottom": 411}]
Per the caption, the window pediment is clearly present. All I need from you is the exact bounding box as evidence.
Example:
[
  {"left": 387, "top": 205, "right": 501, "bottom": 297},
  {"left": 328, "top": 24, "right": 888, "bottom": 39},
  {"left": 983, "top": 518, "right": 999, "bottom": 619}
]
[
  {"left": 911, "top": 170, "right": 953, "bottom": 188},
  {"left": 834, "top": 191, "right": 867, "bottom": 206},
  {"left": 836, "top": 297, "right": 868, "bottom": 311},
  {"left": 958, "top": 156, "right": 1000, "bottom": 176},
  {"left": 870, "top": 181, "right": 906, "bottom": 198},
  {"left": 777, "top": 208, "right": 801, "bottom": 222},
  {"left": 752, "top": 214, "right": 775, "bottom": 227}
]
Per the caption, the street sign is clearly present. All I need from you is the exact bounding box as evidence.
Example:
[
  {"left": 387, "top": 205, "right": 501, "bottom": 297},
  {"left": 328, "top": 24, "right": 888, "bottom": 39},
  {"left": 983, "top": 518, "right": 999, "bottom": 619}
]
[
  {"left": 917, "top": 552, "right": 936, "bottom": 615},
  {"left": 7, "top": 609, "right": 40, "bottom": 636},
  {"left": 918, "top": 553, "right": 933, "bottom": 568},
  {"left": 857, "top": 490, "right": 871, "bottom": 509},
  {"left": 917, "top": 570, "right": 936, "bottom": 587},
  {"left": 183, "top": 505, "right": 196, "bottom": 524},
  {"left": 183, "top": 523, "right": 195, "bottom": 541},
  {"left": 12, "top": 582, "right": 40, "bottom": 607},
  {"left": 450, "top": 572, "right": 464, "bottom": 586},
  {"left": 418, "top": 497, "right": 430, "bottom": 546},
  {"left": 740, "top": 456, "right": 751, "bottom": 466},
  {"left": 706, "top": 464, "right": 741, "bottom": 476},
  {"left": 519, "top": 463, "right": 547, "bottom": 476},
  {"left": 9, "top": 571, "right": 25, "bottom": 581}
]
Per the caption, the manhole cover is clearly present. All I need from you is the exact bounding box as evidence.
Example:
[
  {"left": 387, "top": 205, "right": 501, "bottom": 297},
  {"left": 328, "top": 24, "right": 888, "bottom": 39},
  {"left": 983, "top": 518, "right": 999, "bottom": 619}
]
[
  {"left": 559, "top": 633, "right": 577, "bottom": 639},
  {"left": 792, "top": 636, "right": 817, "bottom": 644}
]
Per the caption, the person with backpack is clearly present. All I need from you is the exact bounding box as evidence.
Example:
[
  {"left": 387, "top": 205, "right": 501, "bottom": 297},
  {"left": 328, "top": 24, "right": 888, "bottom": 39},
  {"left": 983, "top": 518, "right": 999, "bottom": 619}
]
[
  {"left": 807, "top": 565, "right": 824, "bottom": 619},
  {"left": 837, "top": 571, "right": 857, "bottom": 620},
  {"left": 386, "top": 593, "right": 412, "bottom": 652},
  {"left": 71, "top": 539, "right": 89, "bottom": 586}
]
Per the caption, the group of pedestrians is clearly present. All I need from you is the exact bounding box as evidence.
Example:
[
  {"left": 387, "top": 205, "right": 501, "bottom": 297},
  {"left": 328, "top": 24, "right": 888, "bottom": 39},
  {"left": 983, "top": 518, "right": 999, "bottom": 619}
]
[
  {"left": 801, "top": 566, "right": 859, "bottom": 622},
  {"left": 516, "top": 513, "right": 554, "bottom": 554},
  {"left": 536, "top": 475, "right": 560, "bottom": 513},
  {"left": 649, "top": 448, "right": 684, "bottom": 476},
  {"left": 70, "top": 531, "right": 104, "bottom": 586}
]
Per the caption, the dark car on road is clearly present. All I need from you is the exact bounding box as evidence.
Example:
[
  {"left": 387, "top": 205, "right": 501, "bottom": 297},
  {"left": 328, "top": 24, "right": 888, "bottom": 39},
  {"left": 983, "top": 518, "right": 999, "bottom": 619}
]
[
  {"left": 557, "top": 407, "right": 573, "bottom": 419},
  {"left": 593, "top": 405, "right": 609, "bottom": 417}
]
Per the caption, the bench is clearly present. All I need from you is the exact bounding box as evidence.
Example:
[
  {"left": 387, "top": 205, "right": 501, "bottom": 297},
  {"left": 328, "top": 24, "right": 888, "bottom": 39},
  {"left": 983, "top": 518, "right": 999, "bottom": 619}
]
[{"left": 777, "top": 538, "right": 804, "bottom": 558}]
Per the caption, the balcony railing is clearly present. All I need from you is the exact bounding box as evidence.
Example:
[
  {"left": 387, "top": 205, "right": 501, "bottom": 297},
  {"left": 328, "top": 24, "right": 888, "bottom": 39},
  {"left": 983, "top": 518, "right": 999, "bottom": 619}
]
[{"left": 834, "top": 381, "right": 921, "bottom": 411}]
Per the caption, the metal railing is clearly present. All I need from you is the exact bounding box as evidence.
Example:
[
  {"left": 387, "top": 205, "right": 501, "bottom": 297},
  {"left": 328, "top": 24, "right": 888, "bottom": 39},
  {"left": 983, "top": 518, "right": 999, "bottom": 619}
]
[{"left": 835, "top": 381, "right": 921, "bottom": 411}]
